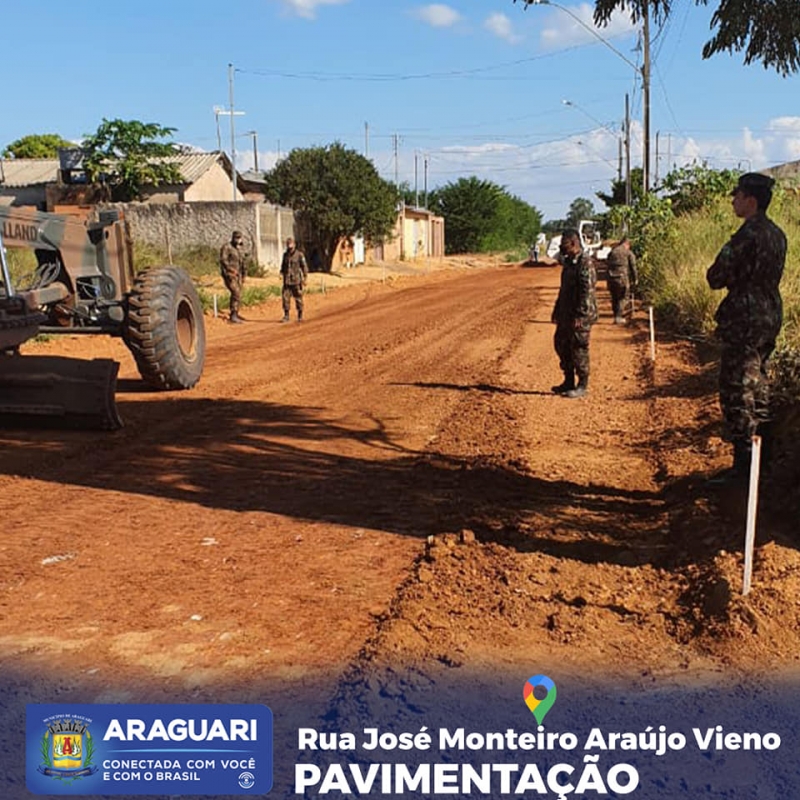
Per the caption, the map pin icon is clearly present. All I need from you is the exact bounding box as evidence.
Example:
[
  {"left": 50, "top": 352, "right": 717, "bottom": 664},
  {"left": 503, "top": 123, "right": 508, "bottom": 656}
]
[{"left": 523, "top": 675, "right": 557, "bottom": 725}]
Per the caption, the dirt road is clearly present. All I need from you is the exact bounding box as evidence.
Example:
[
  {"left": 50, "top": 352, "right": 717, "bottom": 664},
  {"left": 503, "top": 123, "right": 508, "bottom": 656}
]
[{"left": 2, "top": 258, "right": 799, "bottom": 797}]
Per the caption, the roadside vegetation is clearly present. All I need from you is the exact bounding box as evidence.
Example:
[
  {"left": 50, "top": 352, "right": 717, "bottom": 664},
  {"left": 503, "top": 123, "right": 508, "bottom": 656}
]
[{"left": 604, "top": 164, "right": 800, "bottom": 399}]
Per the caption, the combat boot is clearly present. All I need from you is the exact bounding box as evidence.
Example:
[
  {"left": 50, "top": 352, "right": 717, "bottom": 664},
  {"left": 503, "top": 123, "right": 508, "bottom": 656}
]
[
  {"left": 229, "top": 312, "right": 244, "bottom": 324},
  {"left": 551, "top": 374, "right": 575, "bottom": 394},
  {"left": 565, "top": 378, "right": 588, "bottom": 399},
  {"left": 280, "top": 314, "right": 290, "bottom": 323}
]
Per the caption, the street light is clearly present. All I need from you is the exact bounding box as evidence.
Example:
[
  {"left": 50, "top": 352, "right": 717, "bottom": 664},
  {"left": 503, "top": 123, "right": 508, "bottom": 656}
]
[{"left": 528, "top": 0, "right": 651, "bottom": 193}]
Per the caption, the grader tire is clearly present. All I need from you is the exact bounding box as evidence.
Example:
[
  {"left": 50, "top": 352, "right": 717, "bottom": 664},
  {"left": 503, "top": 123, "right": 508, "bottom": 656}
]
[{"left": 125, "top": 265, "right": 205, "bottom": 390}]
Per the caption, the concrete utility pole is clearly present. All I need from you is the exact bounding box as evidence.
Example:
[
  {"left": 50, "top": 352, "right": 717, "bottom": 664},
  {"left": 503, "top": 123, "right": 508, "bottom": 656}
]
[
  {"left": 229, "top": 63, "right": 237, "bottom": 202},
  {"left": 213, "top": 107, "right": 223, "bottom": 151},
  {"left": 423, "top": 155, "right": 428, "bottom": 208},
  {"left": 414, "top": 151, "right": 419, "bottom": 207},
  {"left": 655, "top": 130, "right": 660, "bottom": 185},
  {"left": 365, "top": 122, "right": 369, "bottom": 158},
  {"left": 393, "top": 134, "right": 399, "bottom": 188},
  {"left": 244, "top": 130, "right": 259, "bottom": 172},
  {"left": 642, "top": 2, "right": 651, "bottom": 193},
  {"left": 625, "top": 93, "right": 632, "bottom": 206}
]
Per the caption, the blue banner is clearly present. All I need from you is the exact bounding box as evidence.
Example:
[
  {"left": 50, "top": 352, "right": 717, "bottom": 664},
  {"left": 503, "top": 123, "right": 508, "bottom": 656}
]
[{"left": 26, "top": 703, "right": 272, "bottom": 795}]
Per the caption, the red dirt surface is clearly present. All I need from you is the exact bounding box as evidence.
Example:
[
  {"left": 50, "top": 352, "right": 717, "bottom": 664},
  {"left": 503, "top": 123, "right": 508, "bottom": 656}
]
[{"left": 2, "top": 257, "right": 799, "bottom": 797}]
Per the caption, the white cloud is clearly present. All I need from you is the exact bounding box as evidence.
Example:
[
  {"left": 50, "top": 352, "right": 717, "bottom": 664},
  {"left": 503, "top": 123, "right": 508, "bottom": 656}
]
[
  {"left": 275, "top": 0, "right": 350, "bottom": 20},
  {"left": 539, "top": 2, "right": 636, "bottom": 51},
  {"left": 484, "top": 13, "right": 523, "bottom": 45},
  {"left": 765, "top": 116, "right": 800, "bottom": 162},
  {"left": 413, "top": 4, "right": 462, "bottom": 28}
]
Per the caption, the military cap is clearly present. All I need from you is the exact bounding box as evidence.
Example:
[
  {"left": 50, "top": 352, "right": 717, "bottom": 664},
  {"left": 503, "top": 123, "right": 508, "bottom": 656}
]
[{"left": 732, "top": 172, "right": 775, "bottom": 196}]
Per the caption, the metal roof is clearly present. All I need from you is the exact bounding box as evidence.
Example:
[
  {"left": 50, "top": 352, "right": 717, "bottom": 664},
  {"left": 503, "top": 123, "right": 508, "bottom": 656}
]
[
  {"left": 0, "top": 159, "right": 59, "bottom": 187},
  {"left": 0, "top": 152, "right": 231, "bottom": 188}
]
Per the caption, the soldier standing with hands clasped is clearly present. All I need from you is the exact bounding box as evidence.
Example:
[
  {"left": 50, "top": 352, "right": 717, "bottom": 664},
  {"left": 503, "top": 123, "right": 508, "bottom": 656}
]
[
  {"left": 219, "top": 230, "right": 247, "bottom": 324},
  {"left": 706, "top": 173, "right": 787, "bottom": 484},
  {"left": 280, "top": 236, "right": 308, "bottom": 323},
  {"left": 551, "top": 229, "right": 598, "bottom": 399}
]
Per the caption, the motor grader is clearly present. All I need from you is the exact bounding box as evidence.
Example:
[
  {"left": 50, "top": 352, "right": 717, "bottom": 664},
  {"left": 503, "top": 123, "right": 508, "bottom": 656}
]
[{"left": 0, "top": 206, "right": 205, "bottom": 429}]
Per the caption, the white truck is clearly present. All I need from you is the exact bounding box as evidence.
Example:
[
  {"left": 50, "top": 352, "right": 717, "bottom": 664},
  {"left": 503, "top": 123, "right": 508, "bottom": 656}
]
[{"left": 546, "top": 220, "right": 611, "bottom": 261}]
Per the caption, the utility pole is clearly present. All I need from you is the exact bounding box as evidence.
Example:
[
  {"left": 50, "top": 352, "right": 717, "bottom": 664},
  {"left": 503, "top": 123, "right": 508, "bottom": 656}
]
[
  {"left": 229, "top": 63, "right": 237, "bottom": 202},
  {"left": 393, "top": 134, "right": 399, "bottom": 189},
  {"left": 365, "top": 122, "right": 369, "bottom": 158},
  {"left": 625, "top": 93, "right": 632, "bottom": 206},
  {"left": 423, "top": 155, "right": 428, "bottom": 209},
  {"left": 642, "top": 2, "right": 651, "bottom": 194},
  {"left": 654, "top": 131, "right": 660, "bottom": 186},
  {"left": 667, "top": 134, "right": 672, "bottom": 177},
  {"left": 213, "top": 107, "right": 223, "bottom": 151},
  {"left": 617, "top": 135, "right": 623, "bottom": 184},
  {"left": 414, "top": 152, "right": 419, "bottom": 207},
  {"left": 244, "top": 131, "right": 259, "bottom": 172}
]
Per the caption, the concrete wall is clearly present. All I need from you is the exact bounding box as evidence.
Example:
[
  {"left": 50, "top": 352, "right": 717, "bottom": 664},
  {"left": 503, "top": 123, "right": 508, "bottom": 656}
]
[
  {"left": 109, "top": 200, "right": 299, "bottom": 270},
  {"left": 111, "top": 201, "right": 261, "bottom": 261}
]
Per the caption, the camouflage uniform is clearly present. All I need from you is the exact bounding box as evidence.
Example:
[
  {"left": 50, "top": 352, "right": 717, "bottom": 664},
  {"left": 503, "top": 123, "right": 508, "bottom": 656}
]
[
  {"left": 605, "top": 241, "right": 638, "bottom": 321},
  {"left": 219, "top": 237, "right": 246, "bottom": 320},
  {"left": 553, "top": 250, "right": 598, "bottom": 389},
  {"left": 706, "top": 199, "right": 786, "bottom": 453},
  {"left": 281, "top": 245, "right": 308, "bottom": 320}
]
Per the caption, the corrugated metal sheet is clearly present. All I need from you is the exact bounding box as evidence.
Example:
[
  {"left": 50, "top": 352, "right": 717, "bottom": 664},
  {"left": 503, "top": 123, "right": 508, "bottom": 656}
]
[
  {"left": 0, "top": 159, "right": 59, "bottom": 187},
  {"left": 164, "top": 153, "right": 225, "bottom": 184},
  {"left": 0, "top": 152, "right": 228, "bottom": 188}
]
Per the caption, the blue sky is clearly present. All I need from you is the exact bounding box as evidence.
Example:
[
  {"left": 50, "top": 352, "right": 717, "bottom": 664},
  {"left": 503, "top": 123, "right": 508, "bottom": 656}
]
[{"left": 3, "top": 0, "right": 798, "bottom": 219}]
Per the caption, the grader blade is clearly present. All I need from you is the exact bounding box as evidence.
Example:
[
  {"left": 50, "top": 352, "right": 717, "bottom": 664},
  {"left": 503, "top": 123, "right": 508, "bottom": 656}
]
[{"left": 0, "top": 356, "right": 123, "bottom": 430}]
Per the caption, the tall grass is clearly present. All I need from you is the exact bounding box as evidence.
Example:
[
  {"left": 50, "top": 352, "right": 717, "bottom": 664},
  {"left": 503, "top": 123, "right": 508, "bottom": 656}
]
[{"left": 643, "top": 190, "right": 800, "bottom": 350}]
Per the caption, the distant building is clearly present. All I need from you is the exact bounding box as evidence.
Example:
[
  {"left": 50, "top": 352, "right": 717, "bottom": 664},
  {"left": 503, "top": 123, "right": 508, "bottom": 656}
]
[
  {"left": 0, "top": 151, "right": 247, "bottom": 210},
  {"left": 372, "top": 204, "right": 445, "bottom": 262}
]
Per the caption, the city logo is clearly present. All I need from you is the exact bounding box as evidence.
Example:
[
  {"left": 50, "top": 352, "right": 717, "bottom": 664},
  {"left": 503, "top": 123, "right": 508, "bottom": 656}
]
[
  {"left": 523, "top": 675, "right": 557, "bottom": 724},
  {"left": 36, "top": 715, "right": 99, "bottom": 783}
]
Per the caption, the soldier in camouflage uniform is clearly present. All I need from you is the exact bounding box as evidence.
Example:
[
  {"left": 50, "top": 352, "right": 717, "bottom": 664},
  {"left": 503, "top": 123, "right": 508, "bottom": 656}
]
[
  {"left": 551, "top": 229, "right": 598, "bottom": 399},
  {"left": 606, "top": 236, "right": 638, "bottom": 324},
  {"left": 219, "top": 230, "right": 247, "bottom": 324},
  {"left": 706, "top": 173, "right": 786, "bottom": 482},
  {"left": 280, "top": 237, "right": 308, "bottom": 322}
]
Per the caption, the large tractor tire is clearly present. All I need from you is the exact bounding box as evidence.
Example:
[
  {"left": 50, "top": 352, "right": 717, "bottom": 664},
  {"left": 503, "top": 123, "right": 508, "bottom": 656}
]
[{"left": 125, "top": 265, "right": 206, "bottom": 390}]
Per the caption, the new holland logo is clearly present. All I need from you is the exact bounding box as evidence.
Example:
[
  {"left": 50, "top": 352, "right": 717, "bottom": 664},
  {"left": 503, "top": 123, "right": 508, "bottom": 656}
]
[{"left": 37, "top": 716, "right": 99, "bottom": 782}]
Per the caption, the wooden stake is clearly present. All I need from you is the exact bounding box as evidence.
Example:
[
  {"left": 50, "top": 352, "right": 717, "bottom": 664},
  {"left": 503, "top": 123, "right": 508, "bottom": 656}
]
[
  {"left": 743, "top": 435, "right": 763, "bottom": 596},
  {"left": 213, "top": 294, "right": 218, "bottom": 318},
  {"left": 648, "top": 306, "right": 656, "bottom": 361}
]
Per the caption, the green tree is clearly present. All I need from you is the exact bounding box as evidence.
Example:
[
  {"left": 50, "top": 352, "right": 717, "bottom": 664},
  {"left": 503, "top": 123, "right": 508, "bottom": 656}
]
[
  {"left": 3, "top": 133, "right": 76, "bottom": 159},
  {"left": 263, "top": 142, "right": 398, "bottom": 271},
  {"left": 81, "top": 119, "right": 184, "bottom": 201},
  {"left": 659, "top": 162, "right": 740, "bottom": 215},
  {"left": 480, "top": 193, "right": 542, "bottom": 252},
  {"left": 596, "top": 167, "right": 646, "bottom": 209},
  {"left": 428, "top": 178, "right": 502, "bottom": 254},
  {"left": 514, "top": 0, "right": 800, "bottom": 75},
  {"left": 566, "top": 197, "right": 596, "bottom": 228},
  {"left": 428, "top": 178, "right": 541, "bottom": 254}
]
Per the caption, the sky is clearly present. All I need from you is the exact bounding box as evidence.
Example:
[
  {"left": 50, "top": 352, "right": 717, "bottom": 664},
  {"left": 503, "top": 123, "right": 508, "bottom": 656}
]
[{"left": 2, "top": 0, "right": 799, "bottom": 220}]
